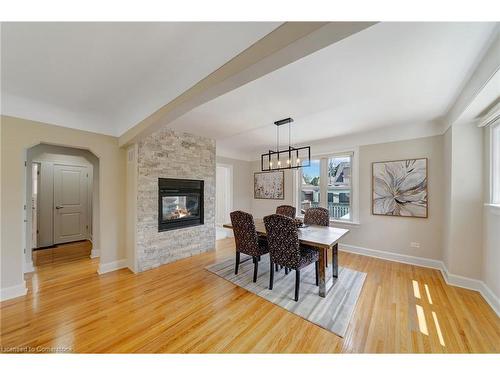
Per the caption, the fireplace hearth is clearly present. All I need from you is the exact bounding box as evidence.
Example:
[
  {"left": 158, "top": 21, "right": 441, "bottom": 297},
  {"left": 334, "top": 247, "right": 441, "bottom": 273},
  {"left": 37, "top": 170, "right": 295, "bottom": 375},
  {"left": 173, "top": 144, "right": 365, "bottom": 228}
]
[{"left": 158, "top": 178, "right": 204, "bottom": 231}]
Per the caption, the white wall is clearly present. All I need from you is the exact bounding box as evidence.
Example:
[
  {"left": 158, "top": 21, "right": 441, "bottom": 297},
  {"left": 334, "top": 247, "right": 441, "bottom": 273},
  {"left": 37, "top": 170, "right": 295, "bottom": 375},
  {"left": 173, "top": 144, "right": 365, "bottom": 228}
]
[
  {"left": 444, "top": 121, "right": 484, "bottom": 279},
  {"left": 247, "top": 134, "right": 444, "bottom": 260},
  {"left": 216, "top": 156, "right": 253, "bottom": 213},
  {"left": 340, "top": 135, "right": 444, "bottom": 260},
  {"left": 482, "top": 125, "right": 500, "bottom": 299}
]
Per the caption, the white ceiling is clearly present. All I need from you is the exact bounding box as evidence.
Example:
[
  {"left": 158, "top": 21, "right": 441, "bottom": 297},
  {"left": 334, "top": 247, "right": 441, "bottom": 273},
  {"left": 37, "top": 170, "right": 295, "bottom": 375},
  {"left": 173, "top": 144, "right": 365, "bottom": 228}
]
[
  {"left": 1, "top": 22, "right": 281, "bottom": 135},
  {"left": 2, "top": 22, "right": 497, "bottom": 155},
  {"left": 166, "top": 22, "right": 498, "bottom": 159}
]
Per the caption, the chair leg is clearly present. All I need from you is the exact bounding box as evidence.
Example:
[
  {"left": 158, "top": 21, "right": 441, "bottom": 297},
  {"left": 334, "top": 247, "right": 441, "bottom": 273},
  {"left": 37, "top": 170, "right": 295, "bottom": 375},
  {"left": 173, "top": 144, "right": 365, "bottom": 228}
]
[
  {"left": 269, "top": 262, "right": 274, "bottom": 290},
  {"left": 326, "top": 250, "right": 328, "bottom": 268},
  {"left": 235, "top": 251, "right": 240, "bottom": 275},
  {"left": 253, "top": 256, "right": 258, "bottom": 282},
  {"left": 315, "top": 261, "right": 319, "bottom": 286},
  {"left": 295, "top": 269, "right": 300, "bottom": 302},
  {"left": 285, "top": 267, "right": 289, "bottom": 275},
  {"left": 275, "top": 263, "right": 279, "bottom": 272}
]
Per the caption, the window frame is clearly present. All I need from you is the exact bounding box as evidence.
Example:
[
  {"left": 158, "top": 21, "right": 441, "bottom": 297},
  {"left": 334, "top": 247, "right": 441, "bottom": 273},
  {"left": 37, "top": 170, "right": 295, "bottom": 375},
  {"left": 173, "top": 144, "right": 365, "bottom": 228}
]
[
  {"left": 294, "top": 148, "right": 359, "bottom": 225},
  {"left": 490, "top": 121, "right": 500, "bottom": 205}
]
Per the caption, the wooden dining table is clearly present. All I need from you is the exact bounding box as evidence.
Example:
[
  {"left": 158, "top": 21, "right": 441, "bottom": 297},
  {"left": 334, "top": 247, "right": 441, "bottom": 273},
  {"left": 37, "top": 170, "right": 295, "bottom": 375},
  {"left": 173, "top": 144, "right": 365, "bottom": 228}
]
[{"left": 223, "top": 219, "right": 349, "bottom": 298}]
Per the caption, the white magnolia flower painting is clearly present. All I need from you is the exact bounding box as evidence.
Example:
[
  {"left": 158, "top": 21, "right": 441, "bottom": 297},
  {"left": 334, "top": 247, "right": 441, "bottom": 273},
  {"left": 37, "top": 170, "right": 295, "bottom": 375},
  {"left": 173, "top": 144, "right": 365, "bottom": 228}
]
[{"left": 372, "top": 158, "right": 428, "bottom": 218}]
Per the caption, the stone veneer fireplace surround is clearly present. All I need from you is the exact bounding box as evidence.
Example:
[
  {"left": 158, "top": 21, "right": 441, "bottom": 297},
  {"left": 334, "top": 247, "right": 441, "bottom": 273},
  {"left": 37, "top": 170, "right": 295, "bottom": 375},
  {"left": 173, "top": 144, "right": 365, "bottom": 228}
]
[{"left": 135, "top": 127, "right": 215, "bottom": 272}]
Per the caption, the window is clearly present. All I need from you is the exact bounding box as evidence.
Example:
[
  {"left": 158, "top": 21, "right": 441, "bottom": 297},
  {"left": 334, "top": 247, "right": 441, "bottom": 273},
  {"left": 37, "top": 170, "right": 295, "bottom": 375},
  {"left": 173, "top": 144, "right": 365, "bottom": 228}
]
[
  {"left": 299, "top": 159, "right": 320, "bottom": 215},
  {"left": 327, "top": 155, "right": 352, "bottom": 220},
  {"left": 492, "top": 123, "right": 500, "bottom": 204},
  {"left": 297, "top": 152, "right": 355, "bottom": 222}
]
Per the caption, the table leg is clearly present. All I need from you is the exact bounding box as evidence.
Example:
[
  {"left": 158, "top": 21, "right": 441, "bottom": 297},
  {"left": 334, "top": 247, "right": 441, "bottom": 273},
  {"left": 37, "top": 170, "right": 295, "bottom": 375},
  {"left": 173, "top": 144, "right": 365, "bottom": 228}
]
[
  {"left": 318, "top": 247, "right": 327, "bottom": 297},
  {"left": 331, "top": 243, "right": 338, "bottom": 278}
]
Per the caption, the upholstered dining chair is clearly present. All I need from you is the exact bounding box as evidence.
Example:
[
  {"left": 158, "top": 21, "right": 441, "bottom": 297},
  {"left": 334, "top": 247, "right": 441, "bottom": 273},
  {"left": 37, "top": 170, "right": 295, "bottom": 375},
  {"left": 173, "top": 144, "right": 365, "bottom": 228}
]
[
  {"left": 304, "top": 206, "right": 330, "bottom": 266},
  {"left": 275, "top": 205, "right": 296, "bottom": 218},
  {"left": 304, "top": 207, "right": 330, "bottom": 226},
  {"left": 263, "top": 214, "right": 319, "bottom": 301},
  {"left": 230, "top": 210, "right": 269, "bottom": 282}
]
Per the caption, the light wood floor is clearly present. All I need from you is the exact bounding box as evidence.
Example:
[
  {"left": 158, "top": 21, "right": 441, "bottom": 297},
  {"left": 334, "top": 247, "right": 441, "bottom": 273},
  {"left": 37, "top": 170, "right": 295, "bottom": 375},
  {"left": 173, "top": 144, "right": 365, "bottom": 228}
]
[
  {"left": 1, "top": 238, "right": 499, "bottom": 353},
  {"left": 32, "top": 240, "right": 92, "bottom": 266}
]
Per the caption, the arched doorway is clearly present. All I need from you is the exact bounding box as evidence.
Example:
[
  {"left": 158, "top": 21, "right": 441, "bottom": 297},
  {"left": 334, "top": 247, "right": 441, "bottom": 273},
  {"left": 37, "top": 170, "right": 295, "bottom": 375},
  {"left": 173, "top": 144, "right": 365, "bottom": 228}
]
[{"left": 24, "top": 143, "right": 100, "bottom": 271}]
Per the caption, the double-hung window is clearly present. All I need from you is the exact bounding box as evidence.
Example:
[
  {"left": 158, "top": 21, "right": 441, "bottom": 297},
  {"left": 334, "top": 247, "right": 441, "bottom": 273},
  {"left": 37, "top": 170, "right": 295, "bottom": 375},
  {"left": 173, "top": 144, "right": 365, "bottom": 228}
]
[
  {"left": 492, "top": 122, "right": 500, "bottom": 205},
  {"left": 297, "top": 152, "right": 356, "bottom": 223},
  {"left": 327, "top": 154, "right": 352, "bottom": 220}
]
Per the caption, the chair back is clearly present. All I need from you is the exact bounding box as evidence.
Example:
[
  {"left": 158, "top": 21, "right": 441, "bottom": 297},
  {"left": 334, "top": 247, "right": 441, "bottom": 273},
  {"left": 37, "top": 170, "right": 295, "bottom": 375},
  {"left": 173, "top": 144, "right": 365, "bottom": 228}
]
[
  {"left": 276, "top": 205, "right": 296, "bottom": 218},
  {"left": 304, "top": 207, "right": 329, "bottom": 226},
  {"left": 263, "top": 214, "right": 301, "bottom": 269},
  {"left": 230, "top": 211, "right": 261, "bottom": 257}
]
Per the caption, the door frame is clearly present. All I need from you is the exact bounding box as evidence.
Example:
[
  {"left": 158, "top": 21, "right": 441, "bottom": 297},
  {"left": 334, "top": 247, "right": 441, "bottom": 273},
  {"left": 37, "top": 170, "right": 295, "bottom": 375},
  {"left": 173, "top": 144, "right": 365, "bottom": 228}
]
[
  {"left": 23, "top": 142, "right": 99, "bottom": 273},
  {"left": 216, "top": 163, "right": 233, "bottom": 226}
]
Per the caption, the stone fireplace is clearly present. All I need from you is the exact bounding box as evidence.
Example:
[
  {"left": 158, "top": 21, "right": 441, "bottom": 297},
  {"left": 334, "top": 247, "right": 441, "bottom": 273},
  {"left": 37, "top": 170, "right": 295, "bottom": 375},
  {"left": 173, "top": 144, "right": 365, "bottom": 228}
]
[{"left": 135, "top": 127, "right": 215, "bottom": 272}]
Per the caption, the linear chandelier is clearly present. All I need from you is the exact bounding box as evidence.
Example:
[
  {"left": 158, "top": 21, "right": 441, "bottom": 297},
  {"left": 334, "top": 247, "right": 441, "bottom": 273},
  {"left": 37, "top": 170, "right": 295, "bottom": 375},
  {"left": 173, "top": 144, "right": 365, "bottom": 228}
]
[{"left": 261, "top": 117, "right": 311, "bottom": 171}]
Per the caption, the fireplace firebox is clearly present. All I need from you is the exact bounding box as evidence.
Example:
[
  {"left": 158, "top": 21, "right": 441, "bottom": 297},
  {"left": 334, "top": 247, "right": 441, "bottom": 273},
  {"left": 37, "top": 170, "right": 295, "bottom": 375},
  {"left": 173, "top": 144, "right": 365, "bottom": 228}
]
[{"left": 158, "top": 178, "right": 204, "bottom": 231}]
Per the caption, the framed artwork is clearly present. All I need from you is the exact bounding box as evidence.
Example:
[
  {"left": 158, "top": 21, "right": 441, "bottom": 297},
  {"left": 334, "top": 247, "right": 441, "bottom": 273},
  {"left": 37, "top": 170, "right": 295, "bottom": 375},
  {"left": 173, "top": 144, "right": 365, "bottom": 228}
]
[
  {"left": 254, "top": 171, "right": 284, "bottom": 200},
  {"left": 372, "top": 158, "right": 428, "bottom": 218}
]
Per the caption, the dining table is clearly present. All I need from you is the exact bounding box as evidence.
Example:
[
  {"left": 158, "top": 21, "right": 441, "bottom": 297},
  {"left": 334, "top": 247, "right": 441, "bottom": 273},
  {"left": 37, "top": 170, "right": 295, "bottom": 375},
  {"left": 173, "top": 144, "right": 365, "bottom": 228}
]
[{"left": 223, "top": 219, "right": 349, "bottom": 298}]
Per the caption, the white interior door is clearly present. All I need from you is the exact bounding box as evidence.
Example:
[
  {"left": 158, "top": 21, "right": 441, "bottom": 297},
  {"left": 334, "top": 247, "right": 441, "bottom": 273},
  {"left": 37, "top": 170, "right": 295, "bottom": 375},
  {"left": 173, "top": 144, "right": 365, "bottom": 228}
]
[{"left": 53, "top": 164, "right": 88, "bottom": 244}]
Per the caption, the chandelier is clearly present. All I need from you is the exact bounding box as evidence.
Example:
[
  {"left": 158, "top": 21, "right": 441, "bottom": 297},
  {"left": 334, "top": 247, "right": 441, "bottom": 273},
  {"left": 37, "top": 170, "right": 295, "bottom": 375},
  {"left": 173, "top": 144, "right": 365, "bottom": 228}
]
[{"left": 261, "top": 117, "right": 311, "bottom": 171}]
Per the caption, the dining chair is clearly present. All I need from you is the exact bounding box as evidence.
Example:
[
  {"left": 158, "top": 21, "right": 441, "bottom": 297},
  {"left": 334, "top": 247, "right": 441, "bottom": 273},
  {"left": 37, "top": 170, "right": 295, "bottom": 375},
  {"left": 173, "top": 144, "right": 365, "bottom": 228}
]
[
  {"left": 263, "top": 214, "right": 319, "bottom": 301},
  {"left": 304, "top": 207, "right": 330, "bottom": 266},
  {"left": 230, "top": 210, "right": 269, "bottom": 282},
  {"left": 304, "top": 207, "right": 330, "bottom": 226},
  {"left": 276, "top": 205, "right": 296, "bottom": 218}
]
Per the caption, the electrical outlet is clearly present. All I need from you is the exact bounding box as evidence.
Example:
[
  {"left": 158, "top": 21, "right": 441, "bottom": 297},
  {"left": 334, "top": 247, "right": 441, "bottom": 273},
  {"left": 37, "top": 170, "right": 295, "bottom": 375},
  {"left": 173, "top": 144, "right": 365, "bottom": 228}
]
[{"left": 410, "top": 242, "right": 420, "bottom": 248}]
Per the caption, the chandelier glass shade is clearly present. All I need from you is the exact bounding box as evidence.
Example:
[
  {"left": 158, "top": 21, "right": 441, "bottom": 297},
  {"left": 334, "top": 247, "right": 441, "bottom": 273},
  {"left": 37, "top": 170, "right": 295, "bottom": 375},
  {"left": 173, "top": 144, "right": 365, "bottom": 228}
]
[{"left": 260, "top": 117, "right": 311, "bottom": 171}]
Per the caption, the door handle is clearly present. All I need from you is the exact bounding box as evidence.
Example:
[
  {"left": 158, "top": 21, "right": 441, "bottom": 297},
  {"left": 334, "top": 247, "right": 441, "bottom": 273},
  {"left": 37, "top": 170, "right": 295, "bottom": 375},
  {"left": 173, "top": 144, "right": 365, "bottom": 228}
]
[{"left": 55, "top": 206, "right": 63, "bottom": 209}]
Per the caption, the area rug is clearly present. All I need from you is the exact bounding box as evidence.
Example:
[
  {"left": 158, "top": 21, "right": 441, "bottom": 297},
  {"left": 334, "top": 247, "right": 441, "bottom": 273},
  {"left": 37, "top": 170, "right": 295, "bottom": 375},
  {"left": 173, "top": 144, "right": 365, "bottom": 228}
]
[{"left": 205, "top": 255, "right": 366, "bottom": 337}]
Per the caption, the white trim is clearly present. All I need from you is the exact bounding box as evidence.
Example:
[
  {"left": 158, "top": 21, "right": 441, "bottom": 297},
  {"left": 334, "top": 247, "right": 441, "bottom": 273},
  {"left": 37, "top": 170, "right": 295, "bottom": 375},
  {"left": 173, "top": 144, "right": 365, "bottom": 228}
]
[
  {"left": 484, "top": 203, "right": 500, "bottom": 215},
  {"left": 441, "top": 263, "right": 500, "bottom": 317},
  {"left": 340, "top": 243, "right": 500, "bottom": 317},
  {"left": 90, "top": 248, "right": 100, "bottom": 258},
  {"left": 97, "top": 259, "right": 127, "bottom": 274},
  {"left": 477, "top": 102, "right": 500, "bottom": 128},
  {"left": 297, "top": 214, "right": 360, "bottom": 226},
  {"left": 330, "top": 219, "right": 360, "bottom": 226},
  {"left": 215, "top": 163, "right": 233, "bottom": 226},
  {"left": 0, "top": 281, "right": 28, "bottom": 301},
  {"left": 295, "top": 148, "right": 359, "bottom": 224},
  {"left": 340, "top": 243, "right": 443, "bottom": 270},
  {"left": 24, "top": 260, "right": 35, "bottom": 273}
]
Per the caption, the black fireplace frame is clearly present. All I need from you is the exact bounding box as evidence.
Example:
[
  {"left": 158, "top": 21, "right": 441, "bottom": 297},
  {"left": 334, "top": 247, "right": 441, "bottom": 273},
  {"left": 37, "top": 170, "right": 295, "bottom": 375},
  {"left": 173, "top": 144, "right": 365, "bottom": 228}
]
[{"left": 158, "top": 178, "right": 204, "bottom": 232}]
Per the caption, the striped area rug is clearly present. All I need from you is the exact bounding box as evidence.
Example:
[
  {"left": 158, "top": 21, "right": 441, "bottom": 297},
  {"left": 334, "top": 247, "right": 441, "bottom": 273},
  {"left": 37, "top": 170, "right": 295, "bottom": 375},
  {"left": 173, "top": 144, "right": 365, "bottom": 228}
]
[{"left": 205, "top": 255, "right": 366, "bottom": 337}]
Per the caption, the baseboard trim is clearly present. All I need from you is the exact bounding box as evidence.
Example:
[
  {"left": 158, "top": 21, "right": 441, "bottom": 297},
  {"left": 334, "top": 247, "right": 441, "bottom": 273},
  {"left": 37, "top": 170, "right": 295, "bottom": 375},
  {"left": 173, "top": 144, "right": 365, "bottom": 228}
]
[
  {"left": 441, "top": 264, "right": 500, "bottom": 317},
  {"left": 24, "top": 260, "right": 35, "bottom": 273},
  {"left": 98, "top": 259, "right": 127, "bottom": 274},
  {"left": 340, "top": 243, "right": 443, "bottom": 270},
  {"left": 1, "top": 281, "right": 28, "bottom": 301},
  {"left": 90, "top": 248, "right": 100, "bottom": 258},
  {"left": 340, "top": 243, "right": 500, "bottom": 317}
]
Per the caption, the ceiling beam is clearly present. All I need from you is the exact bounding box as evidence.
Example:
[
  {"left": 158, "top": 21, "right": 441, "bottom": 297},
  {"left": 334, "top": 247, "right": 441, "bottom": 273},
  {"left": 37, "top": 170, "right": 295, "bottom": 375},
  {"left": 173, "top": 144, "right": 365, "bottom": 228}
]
[
  {"left": 443, "top": 26, "right": 499, "bottom": 127},
  {"left": 118, "top": 21, "right": 377, "bottom": 147}
]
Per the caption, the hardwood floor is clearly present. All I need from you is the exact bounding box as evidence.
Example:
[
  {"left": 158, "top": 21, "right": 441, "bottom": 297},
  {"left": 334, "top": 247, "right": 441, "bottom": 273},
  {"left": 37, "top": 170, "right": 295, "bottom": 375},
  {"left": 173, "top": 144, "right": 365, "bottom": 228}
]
[
  {"left": 1, "top": 238, "right": 499, "bottom": 353},
  {"left": 32, "top": 240, "right": 92, "bottom": 266}
]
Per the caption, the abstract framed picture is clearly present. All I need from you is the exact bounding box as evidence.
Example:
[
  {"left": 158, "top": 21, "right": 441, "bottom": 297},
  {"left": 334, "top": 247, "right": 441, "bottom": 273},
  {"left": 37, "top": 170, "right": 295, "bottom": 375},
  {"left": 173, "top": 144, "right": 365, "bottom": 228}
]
[
  {"left": 372, "top": 158, "right": 428, "bottom": 218},
  {"left": 254, "top": 171, "right": 284, "bottom": 200}
]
